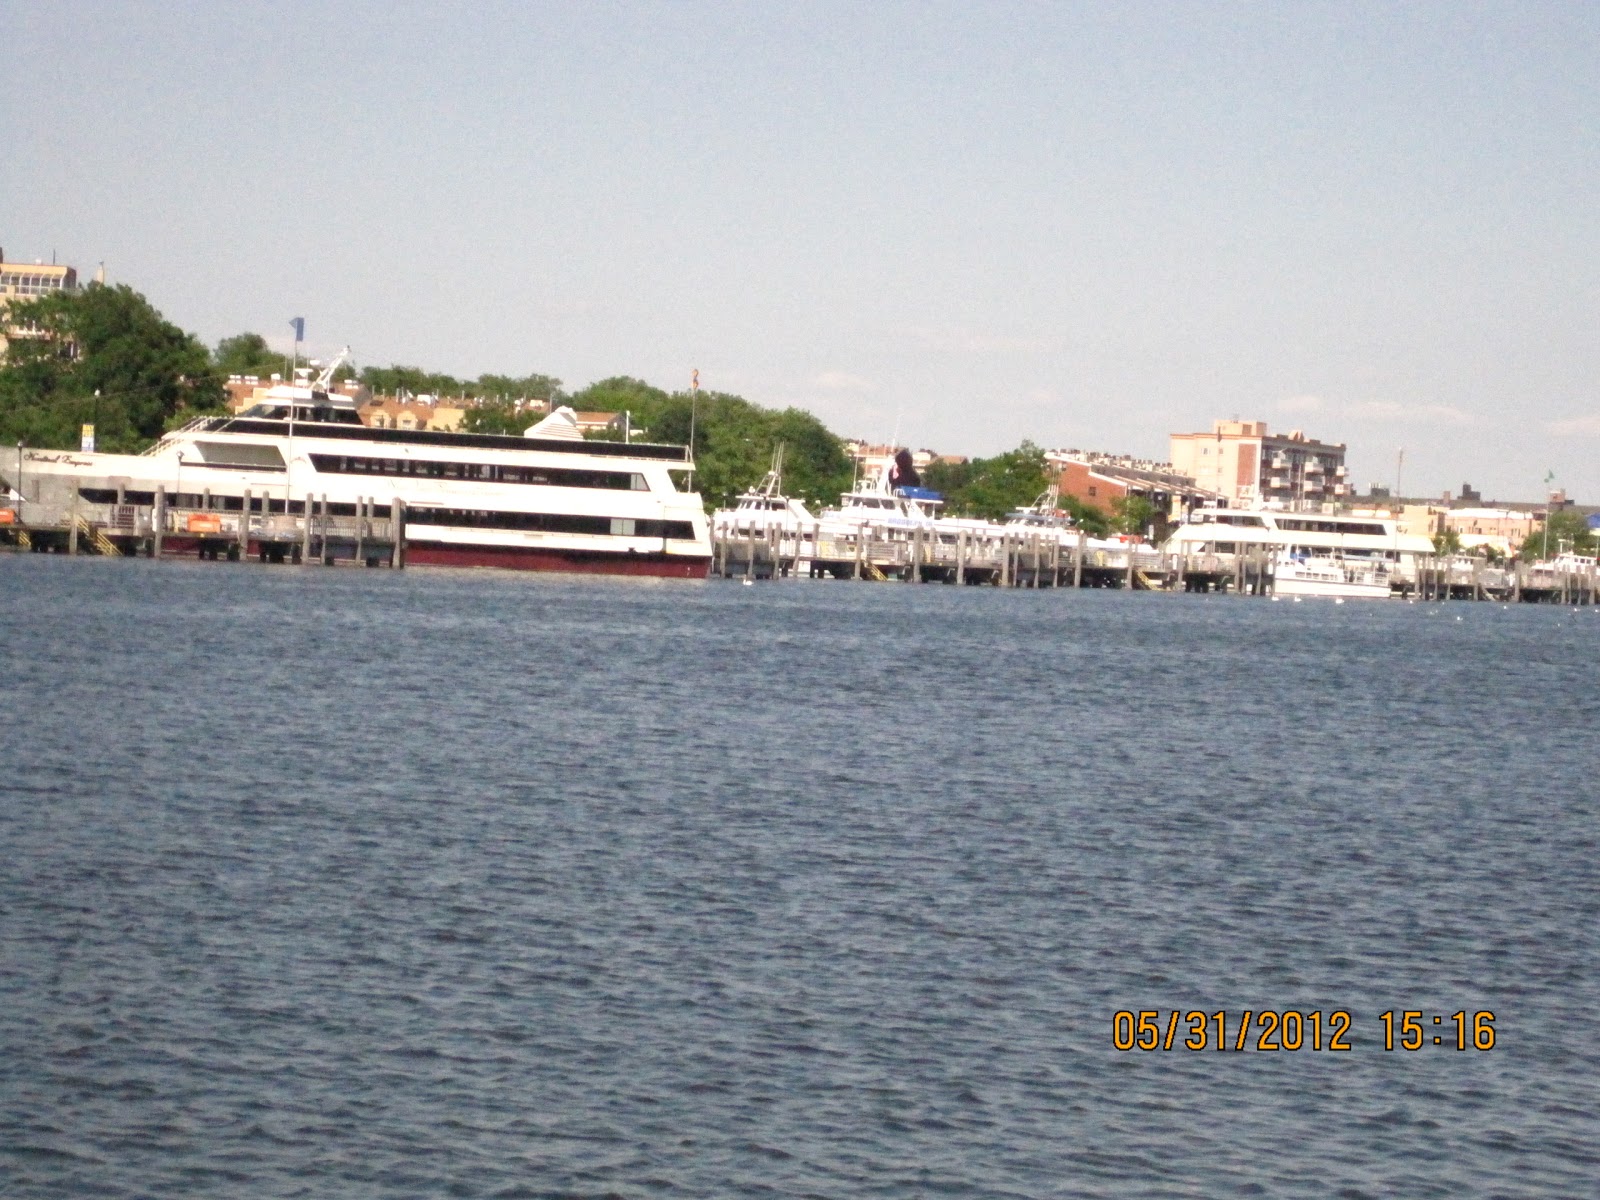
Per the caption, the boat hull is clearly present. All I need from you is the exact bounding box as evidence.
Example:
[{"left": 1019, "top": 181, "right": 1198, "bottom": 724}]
[
  {"left": 405, "top": 542, "right": 709, "bottom": 578},
  {"left": 1273, "top": 574, "right": 1391, "bottom": 599}
]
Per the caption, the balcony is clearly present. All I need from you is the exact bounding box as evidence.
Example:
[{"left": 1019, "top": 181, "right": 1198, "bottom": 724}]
[{"left": 1304, "top": 460, "right": 1325, "bottom": 474}]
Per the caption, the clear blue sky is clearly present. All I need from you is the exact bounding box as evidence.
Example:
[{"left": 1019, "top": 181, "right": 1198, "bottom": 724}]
[{"left": 5, "top": 1, "right": 1596, "bottom": 500}]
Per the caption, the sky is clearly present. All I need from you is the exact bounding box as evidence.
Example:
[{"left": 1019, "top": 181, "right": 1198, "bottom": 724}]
[{"left": 4, "top": 1, "right": 1597, "bottom": 500}]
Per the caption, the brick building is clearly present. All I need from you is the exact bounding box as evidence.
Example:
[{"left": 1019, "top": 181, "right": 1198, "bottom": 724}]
[{"left": 1169, "top": 419, "right": 1348, "bottom": 509}]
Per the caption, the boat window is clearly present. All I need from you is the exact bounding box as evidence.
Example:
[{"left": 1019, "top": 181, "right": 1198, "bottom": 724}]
[
  {"left": 194, "top": 441, "right": 287, "bottom": 470},
  {"left": 409, "top": 508, "right": 695, "bottom": 540},
  {"left": 308, "top": 453, "right": 646, "bottom": 491}
]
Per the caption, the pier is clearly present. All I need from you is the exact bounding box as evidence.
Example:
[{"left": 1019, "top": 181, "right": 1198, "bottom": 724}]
[
  {"left": 710, "top": 522, "right": 1600, "bottom": 603},
  {"left": 5, "top": 486, "right": 1597, "bottom": 604},
  {"left": 1, "top": 485, "right": 405, "bottom": 569}
]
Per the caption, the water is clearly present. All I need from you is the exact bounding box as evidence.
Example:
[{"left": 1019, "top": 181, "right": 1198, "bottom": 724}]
[{"left": 2, "top": 556, "right": 1596, "bottom": 1198}]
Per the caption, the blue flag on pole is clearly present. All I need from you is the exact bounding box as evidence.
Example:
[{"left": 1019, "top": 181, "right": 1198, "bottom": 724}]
[{"left": 290, "top": 317, "right": 305, "bottom": 341}]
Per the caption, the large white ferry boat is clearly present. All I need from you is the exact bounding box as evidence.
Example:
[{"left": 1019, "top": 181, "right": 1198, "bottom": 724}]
[
  {"left": 1163, "top": 506, "right": 1434, "bottom": 577},
  {"left": 19, "top": 360, "right": 713, "bottom": 577}
]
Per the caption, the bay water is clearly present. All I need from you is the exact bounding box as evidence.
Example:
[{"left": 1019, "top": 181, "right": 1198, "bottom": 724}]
[{"left": 2, "top": 556, "right": 1596, "bottom": 1197}]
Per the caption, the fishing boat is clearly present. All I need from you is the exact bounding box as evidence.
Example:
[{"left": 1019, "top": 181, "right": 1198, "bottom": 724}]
[{"left": 711, "top": 447, "right": 817, "bottom": 539}]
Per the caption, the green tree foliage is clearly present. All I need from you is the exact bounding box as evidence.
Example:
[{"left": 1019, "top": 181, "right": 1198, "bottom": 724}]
[
  {"left": 358, "top": 364, "right": 467, "bottom": 399},
  {"left": 1060, "top": 495, "right": 1112, "bottom": 537},
  {"left": 456, "top": 374, "right": 568, "bottom": 435},
  {"left": 358, "top": 364, "right": 568, "bottom": 406},
  {"left": 474, "top": 372, "right": 566, "bottom": 405},
  {"left": 0, "top": 284, "right": 224, "bottom": 453},
  {"left": 924, "top": 441, "right": 1051, "bottom": 521},
  {"left": 570, "top": 378, "right": 852, "bottom": 512},
  {"left": 925, "top": 443, "right": 1120, "bottom": 534},
  {"left": 1521, "top": 509, "right": 1596, "bottom": 560},
  {"left": 570, "top": 376, "right": 671, "bottom": 418},
  {"left": 214, "top": 332, "right": 285, "bottom": 378},
  {"left": 1112, "top": 494, "right": 1159, "bottom": 538}
]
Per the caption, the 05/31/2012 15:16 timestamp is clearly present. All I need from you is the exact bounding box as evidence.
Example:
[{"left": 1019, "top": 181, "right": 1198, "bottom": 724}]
[{"left": 1111, "top": 1010, "right": 1496, "bottom": 1052}]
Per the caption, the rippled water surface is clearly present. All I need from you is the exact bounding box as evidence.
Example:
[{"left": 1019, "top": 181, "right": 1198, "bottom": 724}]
[{"left": 2, "top": 556, "right": 1597, "bottom": 1198}]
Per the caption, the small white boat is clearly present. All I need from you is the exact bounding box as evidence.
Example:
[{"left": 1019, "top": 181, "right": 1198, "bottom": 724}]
[
  {"left": 1273, "top": 552, "right": 1393, "bottom": 599},
  {"left": 711, "top": 451, "right": 816, "bottom": 540},
  {"left": 711, "top": 448, "right": 821, "bottom": 576}
]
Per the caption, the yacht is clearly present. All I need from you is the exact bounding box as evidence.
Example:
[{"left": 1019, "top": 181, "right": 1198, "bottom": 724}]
[
  {"left": 19, "top": 354, "right": 713, "bottom": 577},
  {"left": 817, "top": 463, "right": 948, "bottom": 537},
  {"left": 1002, "top": 489, "right": 1075, "bottom": 538},
  {"left": 711, "top": 449, "right": 817, "bottom": 539},
  {"left": 1163, "top": 505, "right": 1433, "bottom": 583}
]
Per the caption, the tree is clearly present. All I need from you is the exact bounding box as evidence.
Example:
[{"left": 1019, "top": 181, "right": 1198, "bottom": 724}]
[
  {"left": 214, "top": 332, "right": 284, "bottom": 378},
  {"left": 570, "top": 376, "right": 672, "bottom": 421},
  {"left": 359, "top": 364, "right": 466, "bottom": 399},
  {"left": 0, "top": 283, "right": 223, "bottom": 453},
  {"left": 1060, "top": 495, "right": 1112, "bottom": 537},
  {"left": 1112, "top": 494, "right": 1159, "bottom": 539},
  {"left": 925, "top": 441, "right": 1051, "bottom": 521},
  {"left": 474, "top": 372, "right": 566, "bottom": 406},
  {"left": 1521, "top": 509, "right": 1596, "bottom": 561},
  {"left": 568, "top": 378, "right": 852, "bottom": 511}
]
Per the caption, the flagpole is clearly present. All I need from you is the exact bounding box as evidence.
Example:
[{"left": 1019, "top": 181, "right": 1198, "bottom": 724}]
[
  {"left": 688, "top": 368, "right": 699, "bottom": 489},
  {"left": 1543, "top": 470, "right": 1554, "bottom": 559},
  {"left": 287, "top": 317, "right": 304, "bottom": 512}
]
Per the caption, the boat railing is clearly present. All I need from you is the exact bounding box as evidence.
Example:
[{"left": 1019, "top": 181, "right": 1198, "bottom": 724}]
[{"left": 139, "top": 417, "right": 211, "bottom": 453}]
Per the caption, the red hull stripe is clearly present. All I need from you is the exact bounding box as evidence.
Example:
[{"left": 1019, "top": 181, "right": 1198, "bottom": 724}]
[
  {"left": 405, "top": 542, "right": 710, "bottom": 578},
  {"left": 154, "top": 535, "right": 709, "bottom": 578}
]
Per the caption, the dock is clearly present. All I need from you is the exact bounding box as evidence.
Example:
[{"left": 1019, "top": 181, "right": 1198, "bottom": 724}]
[
  {"left": 1, "top": 485, "right": 406, "bottom": 569},
  {"left": 6, "top": 489, "right": 1596, "bottom": 604},
  {"left": 711, "top": 522, "right": 1600, "bottom": 603}
]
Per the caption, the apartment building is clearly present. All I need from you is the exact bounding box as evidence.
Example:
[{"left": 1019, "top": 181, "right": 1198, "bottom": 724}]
[
  {"left": 1169, "top": 419, "right": 1348, "bottom": 509},
  {"left": 0, "top": 248, "right": 79, "bottom": 358}
]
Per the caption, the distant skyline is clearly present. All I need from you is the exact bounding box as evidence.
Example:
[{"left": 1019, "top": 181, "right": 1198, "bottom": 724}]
[{"left": 5, "top": 1, "right": 1596, "bottom": 500}]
